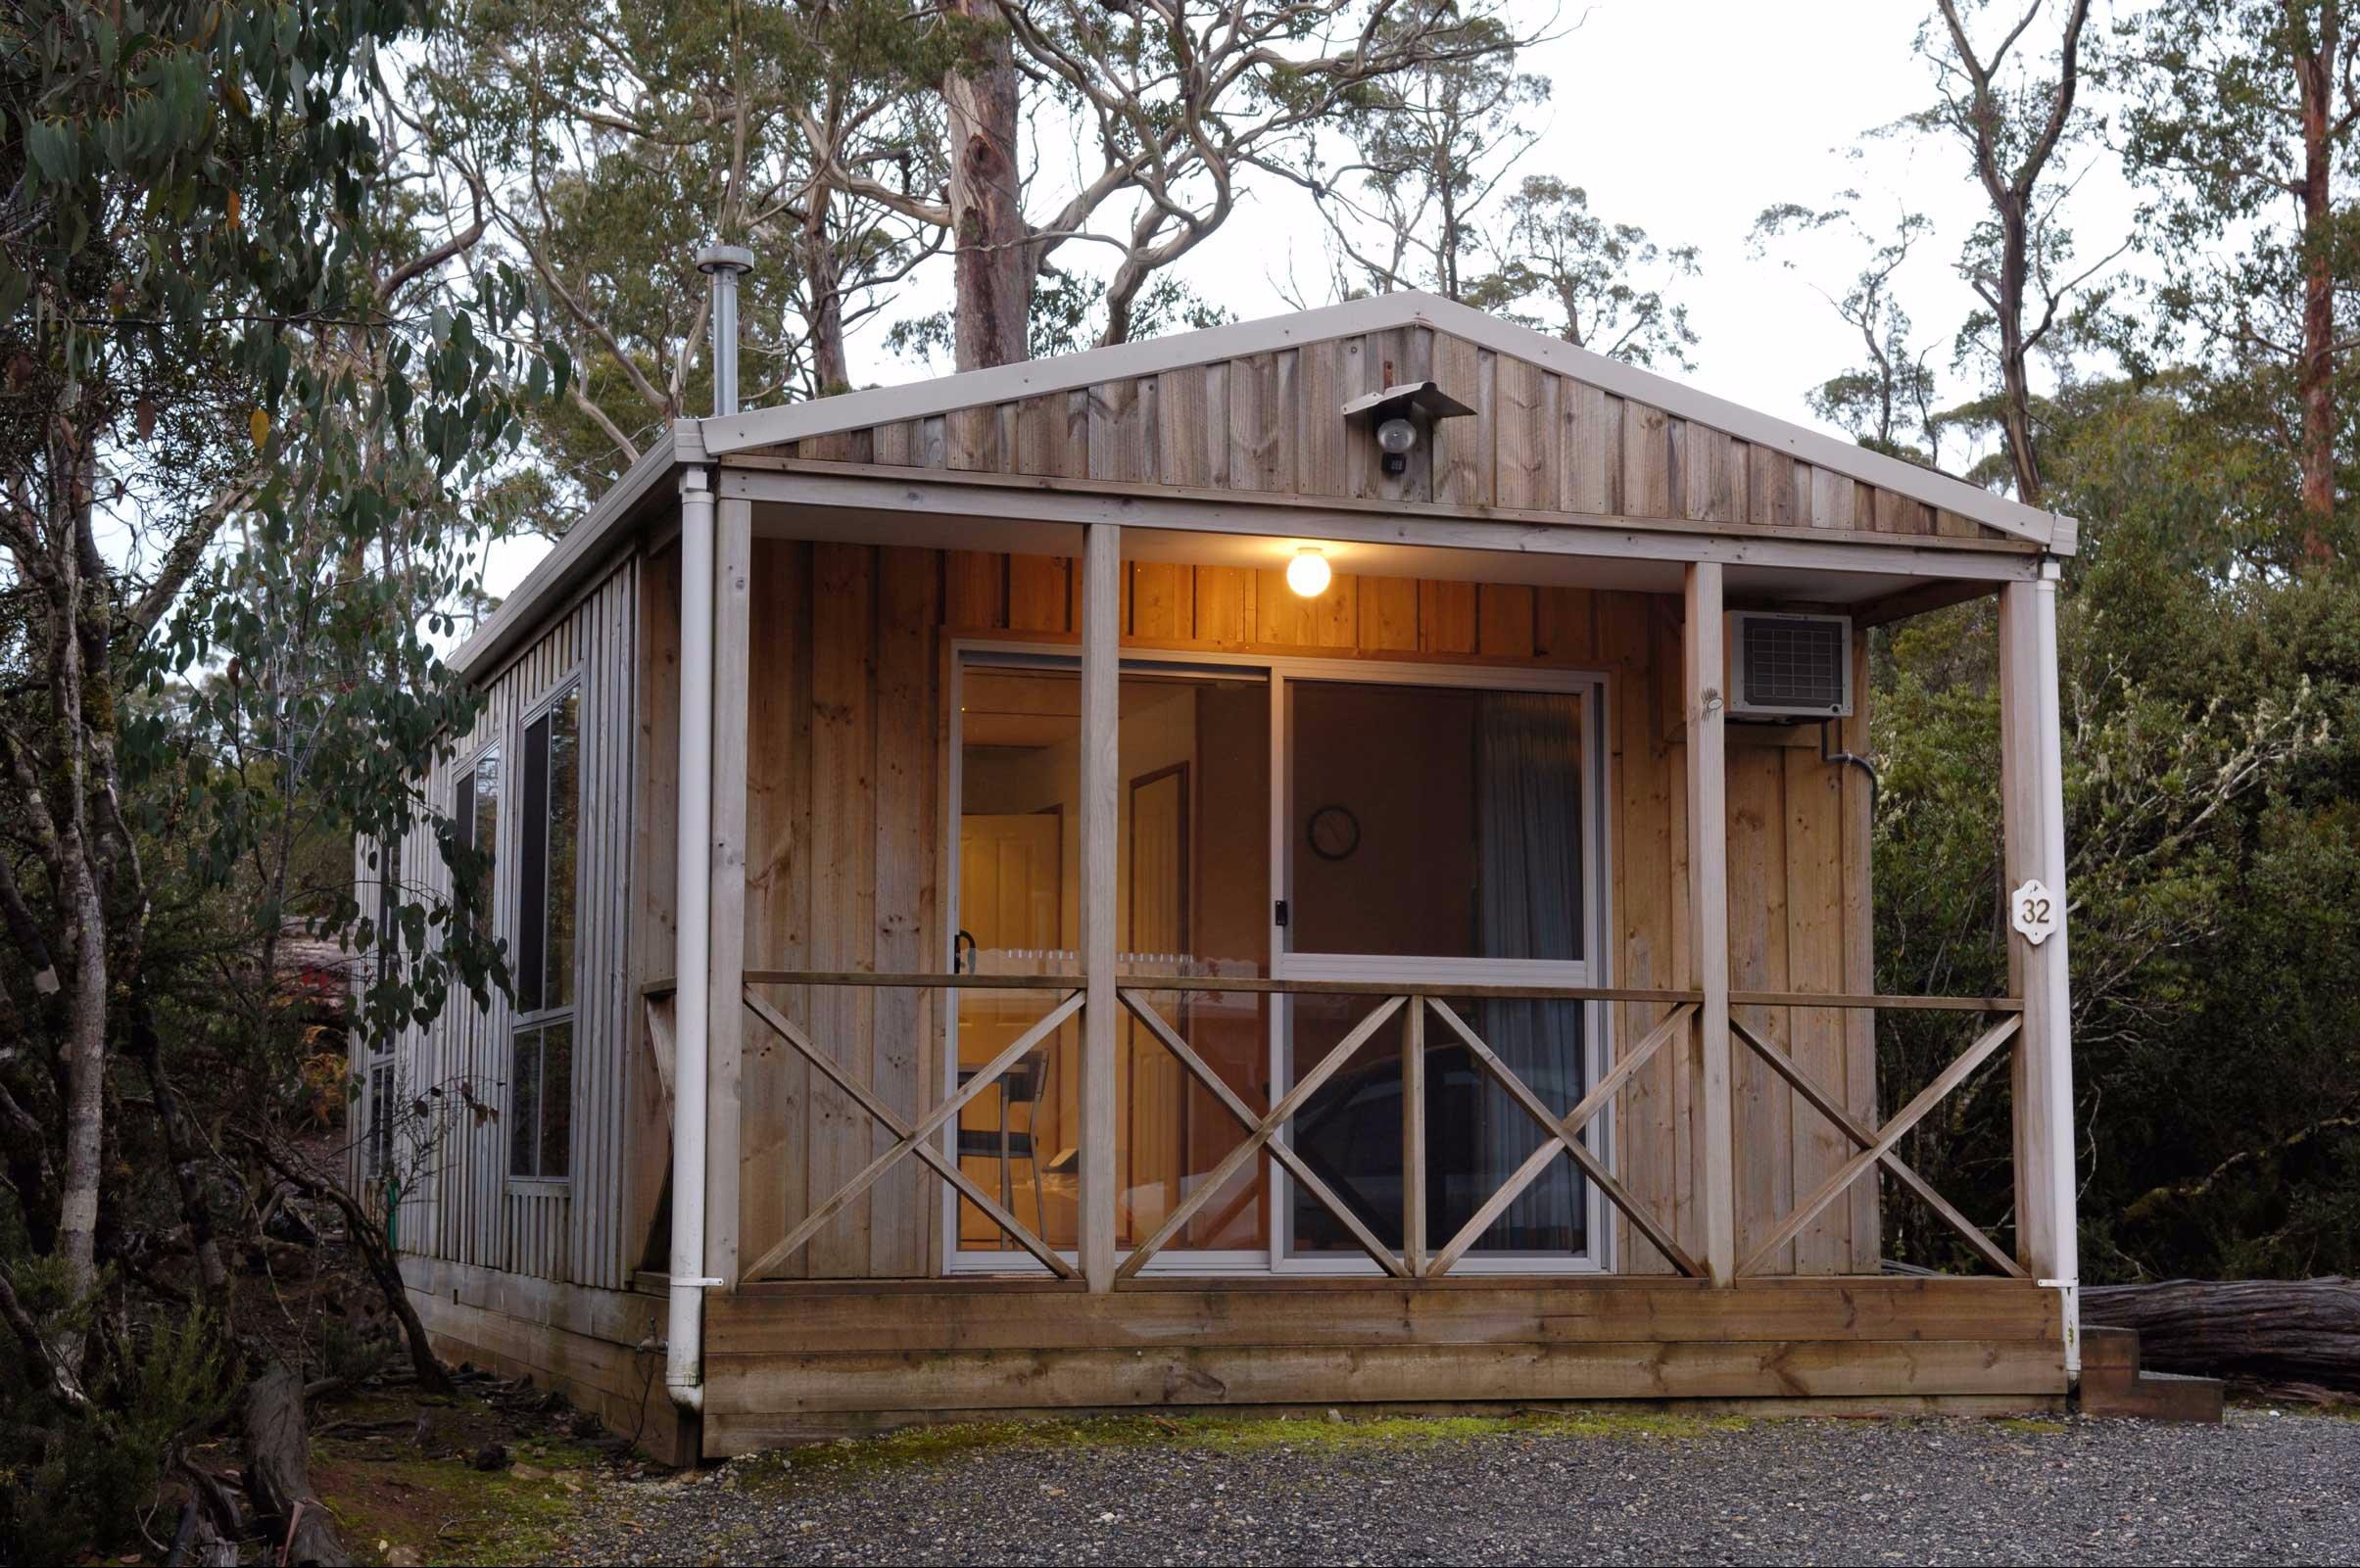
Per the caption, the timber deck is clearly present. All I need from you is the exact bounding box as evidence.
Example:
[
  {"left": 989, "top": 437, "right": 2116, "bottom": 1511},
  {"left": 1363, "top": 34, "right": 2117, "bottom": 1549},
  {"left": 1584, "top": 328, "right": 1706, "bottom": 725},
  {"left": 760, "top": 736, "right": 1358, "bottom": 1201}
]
[{"left": 699, "top": 1274, "right": 2066, "bottom": 1453}]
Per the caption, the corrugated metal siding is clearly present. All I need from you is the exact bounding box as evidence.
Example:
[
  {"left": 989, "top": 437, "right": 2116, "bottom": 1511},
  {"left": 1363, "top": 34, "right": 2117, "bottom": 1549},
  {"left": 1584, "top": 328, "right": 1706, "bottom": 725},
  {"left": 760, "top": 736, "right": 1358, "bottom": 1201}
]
[{"left": 371, "top": 555, "right": 639, "bottom": 1289}]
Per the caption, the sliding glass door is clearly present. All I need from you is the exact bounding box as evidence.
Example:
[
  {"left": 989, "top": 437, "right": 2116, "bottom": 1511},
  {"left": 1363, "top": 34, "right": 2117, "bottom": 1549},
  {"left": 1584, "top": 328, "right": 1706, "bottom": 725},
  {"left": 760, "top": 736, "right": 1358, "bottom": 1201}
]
[
  {"left": 948, "top": 655, "right": 1272, "bottom": 1269},
  {"left": 1274, "top": 667, "right": 1608, "bottom": 1273},
  {"left": 945, "top": 644, "right": 1607, "bottom": 1275}
]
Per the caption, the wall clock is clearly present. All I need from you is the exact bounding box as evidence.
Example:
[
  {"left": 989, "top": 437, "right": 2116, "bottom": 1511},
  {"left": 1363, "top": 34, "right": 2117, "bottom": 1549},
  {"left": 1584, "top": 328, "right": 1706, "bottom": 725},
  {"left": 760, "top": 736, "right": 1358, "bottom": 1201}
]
[{"left": 1306, "top": 803, "right": 1361, "bottom": 862}]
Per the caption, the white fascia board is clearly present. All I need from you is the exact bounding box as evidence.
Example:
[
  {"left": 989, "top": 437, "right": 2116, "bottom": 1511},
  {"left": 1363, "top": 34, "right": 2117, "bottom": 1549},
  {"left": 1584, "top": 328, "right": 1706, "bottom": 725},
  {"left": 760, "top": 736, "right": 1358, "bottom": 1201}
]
[
  {"left": 703, "top": 289, "right": 2072, "bottom": 553},
  {"left": 450, "top": 430, "right": 681, "bottom": 684}
]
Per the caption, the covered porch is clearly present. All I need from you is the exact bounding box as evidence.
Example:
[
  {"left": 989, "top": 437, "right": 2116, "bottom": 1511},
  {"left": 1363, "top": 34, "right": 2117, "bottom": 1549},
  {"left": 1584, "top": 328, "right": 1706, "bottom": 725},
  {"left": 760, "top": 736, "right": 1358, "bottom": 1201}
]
[{"left": 621, "top": 296, "right": 2080, "bottom": 1454}]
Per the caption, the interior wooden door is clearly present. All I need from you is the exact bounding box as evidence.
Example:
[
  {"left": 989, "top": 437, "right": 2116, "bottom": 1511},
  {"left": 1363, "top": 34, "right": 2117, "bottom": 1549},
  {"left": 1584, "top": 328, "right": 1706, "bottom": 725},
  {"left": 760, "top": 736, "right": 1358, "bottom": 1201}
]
[{"left": 955, "top": 812, "right": 1063, "bottom": 1246}]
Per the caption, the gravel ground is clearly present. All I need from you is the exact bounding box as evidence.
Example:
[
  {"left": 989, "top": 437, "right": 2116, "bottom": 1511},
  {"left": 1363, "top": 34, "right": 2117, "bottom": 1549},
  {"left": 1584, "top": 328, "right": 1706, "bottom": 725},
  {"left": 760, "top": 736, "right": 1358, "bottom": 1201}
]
[{"left": 557, "top": 1408, "right": 2360, "bottom": 1566}]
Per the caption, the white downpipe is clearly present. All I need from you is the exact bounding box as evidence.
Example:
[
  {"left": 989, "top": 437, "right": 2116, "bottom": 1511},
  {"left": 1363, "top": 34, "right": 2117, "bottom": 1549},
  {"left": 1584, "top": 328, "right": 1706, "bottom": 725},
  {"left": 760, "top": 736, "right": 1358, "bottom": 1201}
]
[{"left": 666, "top": 464, "right": 717, "bottom": 1412}]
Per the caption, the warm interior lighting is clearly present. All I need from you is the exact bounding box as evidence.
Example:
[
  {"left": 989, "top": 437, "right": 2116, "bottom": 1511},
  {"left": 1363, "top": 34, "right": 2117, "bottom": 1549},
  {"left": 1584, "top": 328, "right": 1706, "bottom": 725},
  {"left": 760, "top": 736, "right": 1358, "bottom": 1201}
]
[{"left": 1286, "top": 546, "right": 1332, "bottom": 597}]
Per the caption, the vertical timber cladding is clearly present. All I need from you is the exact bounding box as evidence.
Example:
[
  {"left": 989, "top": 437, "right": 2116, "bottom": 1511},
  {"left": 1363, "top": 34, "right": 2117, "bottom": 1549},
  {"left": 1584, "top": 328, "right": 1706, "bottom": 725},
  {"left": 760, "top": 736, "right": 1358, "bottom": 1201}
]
[
  {"left": 382, "top": 556, "right": 641, "bottom": 1291},
  {"left": 789, "top": 322, "right": 2008, "bottom": 544},
  {"left": 731, "top": 545, "right": 1879, "bottom": 1279}
]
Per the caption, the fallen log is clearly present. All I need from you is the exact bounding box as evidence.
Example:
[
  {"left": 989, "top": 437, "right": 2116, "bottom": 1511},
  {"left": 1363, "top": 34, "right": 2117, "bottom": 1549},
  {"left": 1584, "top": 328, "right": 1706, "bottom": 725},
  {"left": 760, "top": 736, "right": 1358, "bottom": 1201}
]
[
  {"left": 242, "top": 1356, "right": 351, "bottom": 1567},
  {"left": 2081, "top": 1278, "right": 2360, "bottom": 1392}
]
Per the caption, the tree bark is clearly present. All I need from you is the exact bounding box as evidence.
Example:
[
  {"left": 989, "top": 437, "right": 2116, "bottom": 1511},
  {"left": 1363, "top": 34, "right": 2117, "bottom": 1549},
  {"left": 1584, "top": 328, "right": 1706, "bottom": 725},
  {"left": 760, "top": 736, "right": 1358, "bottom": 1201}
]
[
  {"left": 133, "top": 999, "right": 231, "bottom": 1304},
  {"left": 251, "top": 1135, "right": 457, "bottom": 1398},
  {"left": 241, "top": 1356, "right": 352, "bottom": 1567},
  {"left": 944, "top": 0, "right": 1029, "bottom": 369},
  {"left": 800, "top": 190, "right": 852, "bottom": 393},
  {"left": 2295, "top": 4, "right": 2341, "bottom": 554},
  {"left": 1934, "top": 0, "right": 2092, "bottom": 511},
  {"left": 50, "top": 427, "right": 108, "bottom": 1376},
  {"left": 2083, "top": 1278, "right": 2360, "bottom": 1391}
]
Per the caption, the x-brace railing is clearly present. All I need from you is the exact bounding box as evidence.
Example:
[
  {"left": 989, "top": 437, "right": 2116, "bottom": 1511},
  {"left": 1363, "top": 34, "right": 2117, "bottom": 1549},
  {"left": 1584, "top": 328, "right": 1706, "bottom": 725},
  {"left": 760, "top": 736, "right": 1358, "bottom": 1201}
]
[
  {"left": 740, "top": 983, "right": 1084, "bottom": 1282},
  {"left": 1424, "top": 997, "right": 1702, "bottom": 1278},
  {"left": 1116, "top": 991, "right": 1408, "bottom": 1281},
  {"left": 1735, "top": 1011, "right": 2024, "bottom": 1278},
  {"left": 1115, "top": 986, "right": 1704, "bottom": 1281}
]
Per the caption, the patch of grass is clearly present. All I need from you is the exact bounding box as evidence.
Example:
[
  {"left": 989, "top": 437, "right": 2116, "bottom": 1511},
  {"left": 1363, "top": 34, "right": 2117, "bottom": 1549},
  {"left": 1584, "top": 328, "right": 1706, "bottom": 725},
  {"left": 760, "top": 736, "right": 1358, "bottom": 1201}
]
[
  {"left": 727, "top": 1407, "right": 1750, "bottom": 1491},
  {"left": 1997, "top": 1417, "right": 2068, "bottom": 1435},
  {"left": 315, "top": 1432, "right": 608, "bottom": 1567}
]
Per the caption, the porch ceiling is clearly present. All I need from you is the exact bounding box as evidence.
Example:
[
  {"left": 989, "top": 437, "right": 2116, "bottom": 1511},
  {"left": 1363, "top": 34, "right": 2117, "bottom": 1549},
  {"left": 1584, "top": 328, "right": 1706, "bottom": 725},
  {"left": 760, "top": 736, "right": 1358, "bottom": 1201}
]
[{"left": 745, "top": 496, "right": 1982, "bottom": 610}]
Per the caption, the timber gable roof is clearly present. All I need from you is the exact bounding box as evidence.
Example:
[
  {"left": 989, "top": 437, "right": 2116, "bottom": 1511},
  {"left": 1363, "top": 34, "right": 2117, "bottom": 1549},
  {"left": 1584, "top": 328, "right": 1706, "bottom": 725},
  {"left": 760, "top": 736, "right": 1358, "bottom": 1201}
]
[
  {"left": 454, "top": 290, "right": 2071, "bottom": 684},
  {"left": 705, "top": 290, "right": 2075, "bottom": 554}
]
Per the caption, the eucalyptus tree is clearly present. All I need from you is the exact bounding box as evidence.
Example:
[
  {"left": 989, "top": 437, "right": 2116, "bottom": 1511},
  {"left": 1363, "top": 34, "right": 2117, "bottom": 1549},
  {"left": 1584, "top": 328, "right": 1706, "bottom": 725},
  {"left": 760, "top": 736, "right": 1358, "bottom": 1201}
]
[
  {"left": 1751, "top": 196, "right": 1942, "bottom": 461},
  {"left": 417, "top": 0, "right": 954, "bottom": 488},
  {"left": 944, "top": 0, "right": 1533, "bottom": 364},
  {"left": 1, "top": 6, "right": 541, "bottom": 1539},
  {"left": 2115, "top": 0, "right": 2360, "bottom": 559},
  {"left": 1276, "top": 21, "right": 1549, "bottom": 303},
  {"left": 1478, "top": 177, "right": 1701, "bottom": 369},
  {"left": 1908, "top": 0, "right": 2111, "bottom": 506}
]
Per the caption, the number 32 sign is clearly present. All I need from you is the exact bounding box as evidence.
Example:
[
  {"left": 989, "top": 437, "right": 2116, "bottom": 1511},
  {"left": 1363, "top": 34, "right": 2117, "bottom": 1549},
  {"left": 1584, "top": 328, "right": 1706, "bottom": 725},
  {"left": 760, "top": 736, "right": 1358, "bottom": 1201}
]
[{"left": 2011, "top": 879, "right": 2060, "bottom": 946}]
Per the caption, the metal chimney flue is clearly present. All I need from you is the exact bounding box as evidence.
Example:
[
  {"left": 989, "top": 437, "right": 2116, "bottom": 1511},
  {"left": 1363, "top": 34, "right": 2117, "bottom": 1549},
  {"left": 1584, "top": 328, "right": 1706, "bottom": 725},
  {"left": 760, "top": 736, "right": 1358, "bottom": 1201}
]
[{"left": 697, "top": 243, "right": 754, "bottom": 418}]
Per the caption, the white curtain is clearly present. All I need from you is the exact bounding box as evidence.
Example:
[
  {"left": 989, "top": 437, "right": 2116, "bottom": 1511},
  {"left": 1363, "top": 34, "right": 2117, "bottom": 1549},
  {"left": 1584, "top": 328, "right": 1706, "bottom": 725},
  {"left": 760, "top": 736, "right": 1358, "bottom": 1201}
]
[{"left": 1475, "top": 692, "right": 1585, "bottom": 1251}]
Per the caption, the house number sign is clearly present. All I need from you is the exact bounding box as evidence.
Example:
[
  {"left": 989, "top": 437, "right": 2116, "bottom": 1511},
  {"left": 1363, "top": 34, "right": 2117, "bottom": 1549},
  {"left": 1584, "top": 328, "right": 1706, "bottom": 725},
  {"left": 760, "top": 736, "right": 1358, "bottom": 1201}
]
[{"left": 2011, "top": 879, "right": 2059, "bottom": 946}]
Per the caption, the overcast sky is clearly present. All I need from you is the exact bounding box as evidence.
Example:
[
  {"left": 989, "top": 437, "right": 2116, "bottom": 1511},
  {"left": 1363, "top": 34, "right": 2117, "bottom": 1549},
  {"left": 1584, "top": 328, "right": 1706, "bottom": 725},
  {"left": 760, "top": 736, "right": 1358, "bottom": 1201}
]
[{"left": 481, "top": 0, "right": 2144, "bottom": 602}]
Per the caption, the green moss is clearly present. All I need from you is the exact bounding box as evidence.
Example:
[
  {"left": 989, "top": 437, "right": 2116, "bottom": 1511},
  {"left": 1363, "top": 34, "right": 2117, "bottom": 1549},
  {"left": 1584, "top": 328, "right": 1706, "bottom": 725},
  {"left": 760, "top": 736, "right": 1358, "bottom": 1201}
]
[
  {"left": 315, "top": 1436, "right": 607, "bottom": 1567},
  {"left": 727, "top": 1407, "right": 1751, "bottom": 1492},
  {"left": 1997, "top": 1417, "right": 2068, "bottom": 1435}
]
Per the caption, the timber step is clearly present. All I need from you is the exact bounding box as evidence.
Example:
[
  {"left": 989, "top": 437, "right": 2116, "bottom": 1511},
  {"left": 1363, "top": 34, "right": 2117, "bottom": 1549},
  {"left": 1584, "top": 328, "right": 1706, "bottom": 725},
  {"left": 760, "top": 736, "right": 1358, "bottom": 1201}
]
[{"left": 2077, "top": 1326, "right": 2225, "bottom": 1423}]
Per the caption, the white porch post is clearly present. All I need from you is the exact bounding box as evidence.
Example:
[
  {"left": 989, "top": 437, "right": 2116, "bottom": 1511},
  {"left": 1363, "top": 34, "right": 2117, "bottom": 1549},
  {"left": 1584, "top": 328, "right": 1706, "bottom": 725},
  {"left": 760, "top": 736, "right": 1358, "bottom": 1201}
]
[
  {"left": 702, "top": 494, "right": 752, "bottom": 1288},
  {"left": 1684, "top": 563, "right": 1737, "bottom": 1285},
  {"left": 665, "top": 467, "right": 716, "bottom": 1410},
  {"left": 2000, "top": 566, "right": 2080, "bottom": 1369},
  {"left": 1078, "top": 524, "right": 1121, "bottom": 1290}
]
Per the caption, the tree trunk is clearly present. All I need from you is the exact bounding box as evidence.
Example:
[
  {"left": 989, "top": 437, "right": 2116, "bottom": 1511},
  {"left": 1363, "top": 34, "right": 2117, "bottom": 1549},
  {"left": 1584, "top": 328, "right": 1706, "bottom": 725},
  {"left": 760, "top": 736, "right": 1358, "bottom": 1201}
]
[
  {"left": 133, "top": 999, "right": 230, "bottom": 1303},
  {"left": 165, "top": 1496, "right": 240, "bottom": 1568},
  {"left": 2295, "top": 12, "right": 2340, "bottom": 556},
  {"left": 1995, "top": 190, "right": 2045, "bottom": 508},
  {"left": 2082, "top": 1278, "right": 2360, "bottom": 1392},
  {"left": 801, "top": 188, "right": 852, "bottom": 394},
  {"left": 51, "top": 433, "right": 107, "bottom": 1377},
  {"left": 344, "top": 1187, "right": 458, "bottom": 1398},
  {"left": 242, "top": 1356, "right": 352, "bottom": 1567},
  {"left": 944, "top": 0, "right": 1029, "bottom": 369}
]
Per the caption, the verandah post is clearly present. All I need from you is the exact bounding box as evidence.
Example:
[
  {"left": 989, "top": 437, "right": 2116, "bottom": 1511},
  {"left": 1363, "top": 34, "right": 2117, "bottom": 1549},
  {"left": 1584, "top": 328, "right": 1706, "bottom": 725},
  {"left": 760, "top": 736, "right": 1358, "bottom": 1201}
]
[
  {"left": 703, "top": 492, "right": 752, "bottom": 1289},
  {"left": 2000, "top": 565, "right": 2079, "bottom": 1367},
  {"left": 1684, "top": 563, "right": 1736, "bottom": 1285},
  {"left": 1078, "top": 523, "right": 1121, "bottom": 1290}
]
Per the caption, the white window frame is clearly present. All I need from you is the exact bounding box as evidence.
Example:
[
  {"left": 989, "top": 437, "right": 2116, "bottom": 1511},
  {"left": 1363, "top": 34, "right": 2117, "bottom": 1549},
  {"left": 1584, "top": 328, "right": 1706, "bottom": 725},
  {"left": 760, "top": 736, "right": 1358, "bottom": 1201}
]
[
  {"left": 1269, "top": 658, "right": 1612, "bottom": 1276},
  {"left": 939, "top": 639, "right": 1615, "bottom": 1278},
  {"left": 506, "top": 674, "right": 583, "bottom": 1191}
]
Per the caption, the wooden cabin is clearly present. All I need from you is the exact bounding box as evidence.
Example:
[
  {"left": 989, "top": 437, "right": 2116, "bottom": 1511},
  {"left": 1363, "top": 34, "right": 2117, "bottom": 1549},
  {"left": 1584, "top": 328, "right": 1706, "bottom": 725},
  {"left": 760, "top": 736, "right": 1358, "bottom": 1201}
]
[{"left": 372, "top": 291, "right": 2082, "bottom": 1465}]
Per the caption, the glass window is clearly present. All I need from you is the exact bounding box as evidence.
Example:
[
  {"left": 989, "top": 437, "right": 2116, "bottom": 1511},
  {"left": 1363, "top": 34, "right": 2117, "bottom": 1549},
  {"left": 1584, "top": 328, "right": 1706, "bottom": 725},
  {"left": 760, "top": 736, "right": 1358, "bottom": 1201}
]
[
  {"left": 367, "top": 1061, "right": 394, "bottom": 1179},
  {"left": 949, "top": 661, "right": 1272, "bottom": 1256},
  {"left": 373, "top": 836, "right": 404, "bottom": 981},
  {"left": 510, "top": 686, "right": 580, "bottom": 1180},
  {"left": 1287, "top": 994, "right": 1588, "bottom": 1259},
  {"left": 1288, "top": 684, "right": 1584, "bottom": 962},
  {"left": 456, "top": 747, "right": 501, "bottom": 938},
  {"left": 1281, "top": 679, "right": 1596, "bottom": 1266}
]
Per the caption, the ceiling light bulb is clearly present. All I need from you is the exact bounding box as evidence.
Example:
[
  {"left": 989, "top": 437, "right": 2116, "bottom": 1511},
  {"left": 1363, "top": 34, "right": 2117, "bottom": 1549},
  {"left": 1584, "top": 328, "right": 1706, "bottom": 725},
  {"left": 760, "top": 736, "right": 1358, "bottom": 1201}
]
[{"left": 1286, "top": 546, "right": 1331, "bottom": 598}]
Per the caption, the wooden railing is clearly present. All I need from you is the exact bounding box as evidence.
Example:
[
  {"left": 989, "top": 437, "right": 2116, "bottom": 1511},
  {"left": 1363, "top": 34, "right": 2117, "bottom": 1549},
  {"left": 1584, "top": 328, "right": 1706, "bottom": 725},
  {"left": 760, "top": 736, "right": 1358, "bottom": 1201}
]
[
  {"left": 1116, "top": 977, "right": 1702, "bottom": 1280},
  {"left": 644, "top": 972, "right": 2029, "bottom": 1286},
  {"left": 736, "top": 973, "right": 1082, "bottom": 1282}
]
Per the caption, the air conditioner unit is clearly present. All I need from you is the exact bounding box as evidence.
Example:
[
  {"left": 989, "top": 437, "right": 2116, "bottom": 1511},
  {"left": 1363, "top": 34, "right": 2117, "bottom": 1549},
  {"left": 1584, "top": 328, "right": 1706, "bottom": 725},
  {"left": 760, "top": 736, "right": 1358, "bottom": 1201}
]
[{"left": 1726, "top": 611, "right": 1854, "bottom": 721}]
